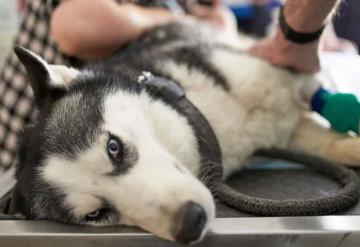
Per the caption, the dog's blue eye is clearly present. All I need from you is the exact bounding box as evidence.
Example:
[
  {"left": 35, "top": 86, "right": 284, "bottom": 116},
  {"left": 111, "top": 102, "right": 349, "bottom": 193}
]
[
  {"left": 107, "top": 137, "right": 122, "bottom": 160},
  {"left": 85, "top": 208, "right": 112, "bottom": 222},
  {"left": 109, "top": 140, "right": 119, "bottom": 153},
  {"left": 85, "top": 209, "right": 103, "bottom": 221}
]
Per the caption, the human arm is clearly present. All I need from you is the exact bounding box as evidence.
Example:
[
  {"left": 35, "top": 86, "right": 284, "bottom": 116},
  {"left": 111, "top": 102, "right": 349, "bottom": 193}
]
[
  {"left": 50, "top": 0, "right": 188, "bottom": 60},
  {"left": 250, "top": 0, "right": 342, "bottom": 73}
]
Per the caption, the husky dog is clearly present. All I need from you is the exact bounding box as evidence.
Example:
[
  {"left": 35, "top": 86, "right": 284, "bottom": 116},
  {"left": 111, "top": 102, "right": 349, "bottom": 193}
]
[{"left": 12, "top": 22, "right": 360, "bottom": 244}]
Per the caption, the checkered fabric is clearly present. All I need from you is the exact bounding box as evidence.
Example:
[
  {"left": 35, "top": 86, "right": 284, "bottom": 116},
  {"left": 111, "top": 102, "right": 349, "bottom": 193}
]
[{"left": 0, "top": 0, "right": 80, "bottom": 172}]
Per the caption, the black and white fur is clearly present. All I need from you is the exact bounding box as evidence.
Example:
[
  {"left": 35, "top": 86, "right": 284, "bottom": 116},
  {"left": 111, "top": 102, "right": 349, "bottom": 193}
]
[{"left": 13, "top": 22, "right": 360, "bottom": 244}]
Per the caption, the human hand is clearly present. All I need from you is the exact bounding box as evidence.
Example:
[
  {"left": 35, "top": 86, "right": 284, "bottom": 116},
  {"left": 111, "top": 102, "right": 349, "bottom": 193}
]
[{"left": 250, "top": 28, "right": 321, "bottom": 73}]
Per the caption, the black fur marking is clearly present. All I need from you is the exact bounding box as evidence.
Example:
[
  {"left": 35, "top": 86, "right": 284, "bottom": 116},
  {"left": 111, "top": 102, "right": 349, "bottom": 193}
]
[
  {"left": 90, "top": 23, "right": 230, "bottom": 91},
  {"left": 14, "top": 71, "right": 143, "bottom": 221},
  {"left": 14, "top": 46, "right": 67, "bottom": 110},
  {"left": 42, "top": 71, "right": 142, "bottom": 160},
  {"left": 14, "top": 46, "right": 51, "bottom": 108},
  {"left": 162, "top": 46, "right": 229, "bottom": 90}
]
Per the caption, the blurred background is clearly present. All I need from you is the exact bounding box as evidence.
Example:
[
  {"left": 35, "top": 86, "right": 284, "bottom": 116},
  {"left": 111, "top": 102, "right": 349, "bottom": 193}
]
[
  {"left": 0, "top": 1, "right": 21, "bottom": 68},
  {"left": 0, "top": 0, "right": 359, "bottom": 89}
]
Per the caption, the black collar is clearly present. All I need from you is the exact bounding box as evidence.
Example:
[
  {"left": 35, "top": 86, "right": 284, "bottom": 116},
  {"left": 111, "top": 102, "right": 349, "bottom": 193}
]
[{"left": 138, "top": 72, "right": 223, "bottom": 188}]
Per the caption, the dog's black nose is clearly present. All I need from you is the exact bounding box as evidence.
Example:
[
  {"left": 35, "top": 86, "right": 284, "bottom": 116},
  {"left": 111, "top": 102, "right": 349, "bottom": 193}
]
[{"left": 175, "top": 201, "right": 207, "bottom": 244}]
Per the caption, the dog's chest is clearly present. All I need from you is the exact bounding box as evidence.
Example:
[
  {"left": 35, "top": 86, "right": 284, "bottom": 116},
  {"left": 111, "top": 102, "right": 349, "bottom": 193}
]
[{"left": 156, "top": 48, "right": 303, "bottom": 176}]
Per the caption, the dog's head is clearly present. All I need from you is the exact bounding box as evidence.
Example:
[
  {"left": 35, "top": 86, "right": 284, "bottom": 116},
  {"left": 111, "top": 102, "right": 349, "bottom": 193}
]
[{"left": 12, "top": 47, "right": 215, "bottom": 244}]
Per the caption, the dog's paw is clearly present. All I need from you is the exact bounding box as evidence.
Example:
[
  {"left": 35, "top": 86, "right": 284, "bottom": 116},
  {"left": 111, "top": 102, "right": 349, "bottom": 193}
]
[{"left": 324, "top": 137, "right": 360, "bottom": 166}]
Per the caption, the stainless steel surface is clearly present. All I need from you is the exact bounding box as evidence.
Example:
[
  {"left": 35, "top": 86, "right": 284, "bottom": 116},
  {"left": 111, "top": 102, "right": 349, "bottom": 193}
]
[
  {"left": 0, "top": 216, "right": 360, "bottom": 247},
  {"left": 1, "top": 165, "right": 360, "bottom": 246}
]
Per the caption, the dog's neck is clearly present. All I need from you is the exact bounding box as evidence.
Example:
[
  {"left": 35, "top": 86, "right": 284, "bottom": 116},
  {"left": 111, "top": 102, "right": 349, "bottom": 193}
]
[{"left": 138, "top": 73, "right": 223, "bottom": 182}]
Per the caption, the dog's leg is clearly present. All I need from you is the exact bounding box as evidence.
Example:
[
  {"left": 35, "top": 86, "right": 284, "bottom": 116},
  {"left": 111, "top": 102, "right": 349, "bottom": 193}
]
[{"left": 290, "top": 113, "right": 360, "bottom": 166}]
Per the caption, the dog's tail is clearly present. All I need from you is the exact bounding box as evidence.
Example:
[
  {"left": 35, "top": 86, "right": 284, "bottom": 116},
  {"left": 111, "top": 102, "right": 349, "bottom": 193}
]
[{"left": 211, "top": 148, "right": 360, "bottom": 216}]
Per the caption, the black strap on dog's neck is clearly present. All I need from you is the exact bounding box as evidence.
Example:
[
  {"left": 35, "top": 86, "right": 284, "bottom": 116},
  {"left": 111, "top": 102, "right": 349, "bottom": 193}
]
[
  {"left": 139, "top": 72, "right": 360, "bottom": 216},
  {"left": 138, "top": 72, "right": 223, "bottom": 184}
]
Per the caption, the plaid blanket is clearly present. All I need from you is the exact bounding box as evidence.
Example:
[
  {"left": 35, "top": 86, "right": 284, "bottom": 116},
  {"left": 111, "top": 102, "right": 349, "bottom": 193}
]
[{"left": 0, "top": 0, "right": 79, "bottom": 172}]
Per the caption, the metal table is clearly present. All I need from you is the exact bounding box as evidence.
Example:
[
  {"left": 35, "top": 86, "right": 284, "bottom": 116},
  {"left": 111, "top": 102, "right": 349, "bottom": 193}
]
[{"left": 1, "top": 160, "right": 360, "bottom": 247}]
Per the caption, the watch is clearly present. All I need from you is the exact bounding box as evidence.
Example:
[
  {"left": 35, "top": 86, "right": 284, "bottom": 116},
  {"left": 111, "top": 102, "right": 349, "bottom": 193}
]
[{"left": 279, "top": 7, "right": 325, "bottom": 44}]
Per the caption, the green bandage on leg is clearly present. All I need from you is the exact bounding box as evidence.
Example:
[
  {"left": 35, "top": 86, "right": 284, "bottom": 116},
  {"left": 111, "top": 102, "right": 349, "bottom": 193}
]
[{"left": 312, "top": 88, "right": 360, "bottom": 134}]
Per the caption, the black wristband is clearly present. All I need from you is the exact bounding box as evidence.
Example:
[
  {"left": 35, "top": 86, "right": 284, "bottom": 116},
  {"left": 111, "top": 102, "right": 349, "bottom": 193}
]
[{"left": 279, "top": 7, "right": 325, "bottom": 44}]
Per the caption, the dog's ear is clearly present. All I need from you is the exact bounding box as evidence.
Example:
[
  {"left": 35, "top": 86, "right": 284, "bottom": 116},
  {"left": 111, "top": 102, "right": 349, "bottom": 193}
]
[{"left": 14, "top": 46, "right": 79, "bottom": 108}]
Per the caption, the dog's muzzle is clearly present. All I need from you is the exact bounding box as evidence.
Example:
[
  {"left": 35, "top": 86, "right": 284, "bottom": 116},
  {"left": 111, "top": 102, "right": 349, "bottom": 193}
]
[{"left": 175, "top": 201, "right": 207, "bottom": 244}]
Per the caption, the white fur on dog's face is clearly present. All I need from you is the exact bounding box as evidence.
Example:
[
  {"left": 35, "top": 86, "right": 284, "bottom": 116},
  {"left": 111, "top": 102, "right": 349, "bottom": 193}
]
[{"left": 40, "top": 90, "right": 215, "bottom": 242}]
